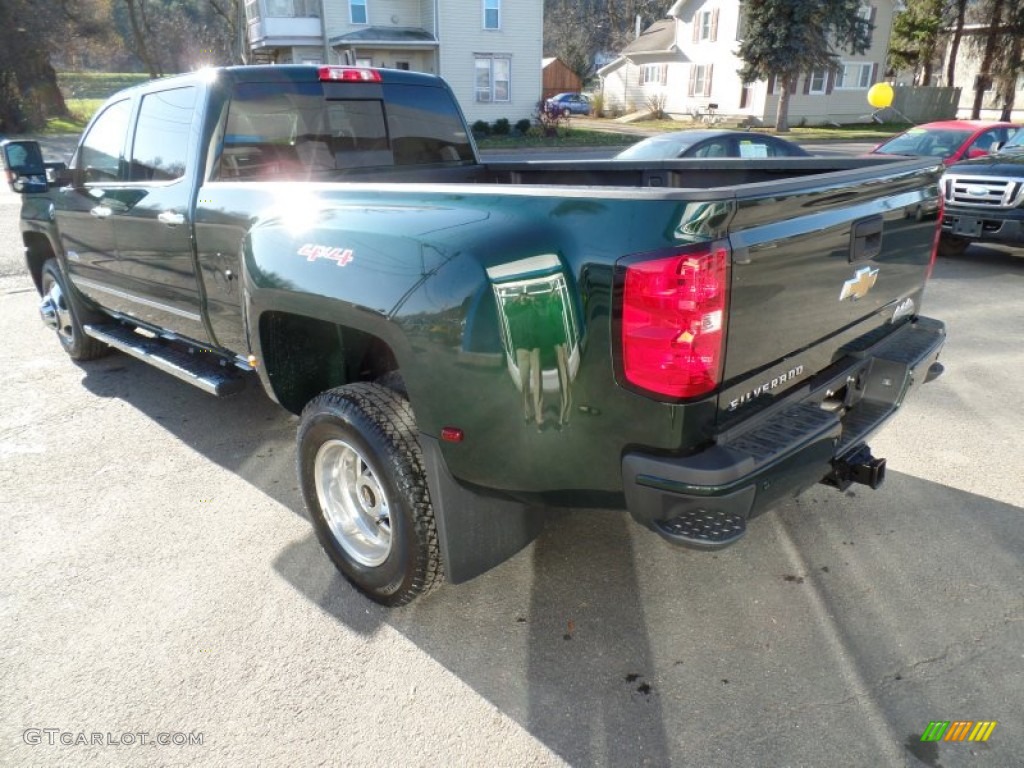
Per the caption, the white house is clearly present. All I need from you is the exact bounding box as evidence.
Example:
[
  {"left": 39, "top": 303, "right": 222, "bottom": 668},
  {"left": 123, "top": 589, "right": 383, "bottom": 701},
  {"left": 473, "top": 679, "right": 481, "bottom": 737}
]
[
  {"left": 244, "top": 0, "right": 542, "bottom": 123},
  {"left": 598, "top": 0, "right": 896, "bottom": 125}
]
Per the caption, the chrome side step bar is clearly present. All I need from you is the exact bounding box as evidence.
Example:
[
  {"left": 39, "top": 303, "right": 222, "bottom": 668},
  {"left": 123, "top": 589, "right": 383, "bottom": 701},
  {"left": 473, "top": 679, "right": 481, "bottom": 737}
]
[{"left": 83, "top": 323, "right": 246, "bottom": 397}]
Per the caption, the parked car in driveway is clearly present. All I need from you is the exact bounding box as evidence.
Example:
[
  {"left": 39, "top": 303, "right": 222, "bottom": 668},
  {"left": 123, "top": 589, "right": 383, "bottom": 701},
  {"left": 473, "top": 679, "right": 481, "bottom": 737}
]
[
  {"left": 614, "top": 130, "right": 810, "bottom": 160},
  {"left": 545, "top": 92, "right": 591, "bottom": 116},
  {"left": 869, "top": 120, "right": 1020, "bottom": 165}
]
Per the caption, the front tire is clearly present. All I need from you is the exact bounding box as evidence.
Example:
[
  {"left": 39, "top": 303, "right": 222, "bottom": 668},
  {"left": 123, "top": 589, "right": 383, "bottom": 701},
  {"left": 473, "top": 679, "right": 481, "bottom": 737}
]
[
  {"left": 938, "top": 234, "right": 970, "bottom": 257},
  {"left": 39, "top": 259, "right": 108, "bottom": 361},
  {"left": 297, "top": 383, "right": 442, "bottom": 606}
]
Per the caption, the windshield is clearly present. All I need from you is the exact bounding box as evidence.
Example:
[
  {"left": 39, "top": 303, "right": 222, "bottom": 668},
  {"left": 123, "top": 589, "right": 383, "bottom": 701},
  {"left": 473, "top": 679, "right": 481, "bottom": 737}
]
[
  {"left": 875, "top": 128, "right": 973, "bottom": 157},
  {"left": 616, "top": 138, "right": 691, "bottom": 160},
  {"left": 1000, "top": 129, "right": 1024, "bottom": 151}
]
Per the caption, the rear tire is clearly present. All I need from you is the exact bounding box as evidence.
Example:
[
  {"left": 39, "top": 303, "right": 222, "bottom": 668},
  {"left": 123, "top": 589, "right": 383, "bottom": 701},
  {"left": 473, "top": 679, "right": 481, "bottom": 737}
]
[
  {"left": 938, "top": 234, "right": 970, "bottom": 257},
  {"left": 297, "top": 383, "right": 442, "bottom": 606},
  {"left": 40, "top": 259, "right": 108, "bottom": 361}
]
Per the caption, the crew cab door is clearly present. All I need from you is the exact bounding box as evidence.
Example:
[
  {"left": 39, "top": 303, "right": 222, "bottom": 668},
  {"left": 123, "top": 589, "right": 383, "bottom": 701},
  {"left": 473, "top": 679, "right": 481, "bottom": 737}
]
[
  {"left": 60, "top": 85, "right": 208, "bottom": 342},
  {"left": 57, "top": 99, "right": 132, "bottom": 297},
  {"left": 109, "top": 85, "right": 207, "bottom": 340}
]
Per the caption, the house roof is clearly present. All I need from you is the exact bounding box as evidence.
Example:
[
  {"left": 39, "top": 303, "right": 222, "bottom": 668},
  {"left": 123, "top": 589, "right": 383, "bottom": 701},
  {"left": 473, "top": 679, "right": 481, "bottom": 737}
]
[
  {"left": 621, "top": 19, "right": 676, "bottom": 54},
  {"left": 329, "top": 27, "right": 438, "bottom": 46}
]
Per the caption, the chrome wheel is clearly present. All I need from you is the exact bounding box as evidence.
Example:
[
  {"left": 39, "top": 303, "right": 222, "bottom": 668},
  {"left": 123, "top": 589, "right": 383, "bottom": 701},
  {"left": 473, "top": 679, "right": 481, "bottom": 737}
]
[
  {"left": 313, "top": 438, "right": 392, "bottom": 567},
  {"left": 40, "top": 277, "right": 74, "bottom": 347}
]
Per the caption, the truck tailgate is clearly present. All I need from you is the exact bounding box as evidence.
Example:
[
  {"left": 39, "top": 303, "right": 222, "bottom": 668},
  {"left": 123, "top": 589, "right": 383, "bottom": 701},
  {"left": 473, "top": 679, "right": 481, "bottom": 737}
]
[{"left": 719, "top": 161, "right": 942, "bottom": 419}]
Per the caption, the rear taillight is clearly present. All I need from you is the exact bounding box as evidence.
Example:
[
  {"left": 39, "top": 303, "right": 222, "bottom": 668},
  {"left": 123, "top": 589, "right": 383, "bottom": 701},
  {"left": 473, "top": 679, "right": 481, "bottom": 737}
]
[
  {"left": 621, "top": 243, "right": 730, "bottom": 399},
  {"left": 318, "top": 66, "right": 382, "bottom": 83}
]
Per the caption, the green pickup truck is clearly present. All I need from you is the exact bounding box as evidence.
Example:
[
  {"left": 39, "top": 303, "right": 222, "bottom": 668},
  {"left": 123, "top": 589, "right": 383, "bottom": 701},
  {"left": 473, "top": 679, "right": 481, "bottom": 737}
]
[{"left": 2, "top": 66, "right": 946, "bottom": 606}]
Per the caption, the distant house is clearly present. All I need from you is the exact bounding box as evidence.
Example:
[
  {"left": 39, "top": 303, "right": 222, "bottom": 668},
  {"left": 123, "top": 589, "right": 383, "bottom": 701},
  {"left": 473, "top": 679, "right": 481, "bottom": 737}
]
[
  {"left": 542, "top": 57, "right": 582, "bottom": 101},
  {"left": 598, "top": 0, "right": 895, "bottom": 125},
  {"left": 244, "top": 0, "right": 543, "bottom": 123}
]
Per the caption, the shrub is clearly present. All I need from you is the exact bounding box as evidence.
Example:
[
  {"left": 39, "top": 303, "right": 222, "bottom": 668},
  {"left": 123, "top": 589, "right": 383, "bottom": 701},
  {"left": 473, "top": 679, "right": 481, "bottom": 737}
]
[
  {"left": 471, "top": 119, "right": 490, "bottom": 137},
  {"left": 515, "top": 118, "right": 532, "bottom": 135},
  {"left": 492, "top": 117, "right": 511, "bottom": 135},
  {"left": 646, "top": 93, "right": 668, "bottom": 120},
  {"left": 590, "top": 92, "right": 604, "bottom": 117}
]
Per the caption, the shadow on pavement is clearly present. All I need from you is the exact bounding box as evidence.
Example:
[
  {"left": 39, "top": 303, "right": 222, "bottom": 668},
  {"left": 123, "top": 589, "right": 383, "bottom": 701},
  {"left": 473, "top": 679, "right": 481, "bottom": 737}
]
[{"left": 79, "top": 352, "right": 1023, "bottom": 766}]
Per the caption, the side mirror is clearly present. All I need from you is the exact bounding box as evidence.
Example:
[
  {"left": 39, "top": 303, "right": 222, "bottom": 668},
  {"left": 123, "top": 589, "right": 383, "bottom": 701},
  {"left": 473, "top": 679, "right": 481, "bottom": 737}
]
[
  {"left": 966, "top": 148, "right": 989, "bottom": 159},
  {"left": 1, "top": 139, "right": 48, "bottom": 193}
]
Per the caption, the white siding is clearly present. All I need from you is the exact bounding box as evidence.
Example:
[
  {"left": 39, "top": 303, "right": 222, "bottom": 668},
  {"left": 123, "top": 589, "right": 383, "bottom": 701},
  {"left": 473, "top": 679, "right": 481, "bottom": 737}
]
[
  {"left": 602, "top": 0, "right": 897, "bottom": 125},
  {"left": 438, "top": 0, "right": 543, "bottom": 123}
]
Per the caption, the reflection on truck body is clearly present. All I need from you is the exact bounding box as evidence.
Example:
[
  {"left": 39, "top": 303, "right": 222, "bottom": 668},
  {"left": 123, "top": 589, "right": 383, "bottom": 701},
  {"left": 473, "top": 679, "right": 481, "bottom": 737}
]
[{"left": 487, "top": 254, "right": 580, "bottom": 430}]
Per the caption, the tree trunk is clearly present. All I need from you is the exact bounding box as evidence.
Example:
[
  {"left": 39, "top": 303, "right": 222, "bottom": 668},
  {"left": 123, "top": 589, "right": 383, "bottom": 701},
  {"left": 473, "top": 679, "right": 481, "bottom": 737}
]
[
  {"left": 946, "top": 0, "right": 968, "bottom": 87},
  {"left": 921, "top": 60, "right": 933, "bottom": 87},
  {"left": 775, "top": 80, "right": 791, "bottom": 133},
  {"left": 971, "top": 0, "right": 1005, "bottom": 119},
  {"left": 124, "top": 0, "right": 161, "bottom": 77},
  {"left": 995, "top": 33, "right": 1019, "bottom": 119}
]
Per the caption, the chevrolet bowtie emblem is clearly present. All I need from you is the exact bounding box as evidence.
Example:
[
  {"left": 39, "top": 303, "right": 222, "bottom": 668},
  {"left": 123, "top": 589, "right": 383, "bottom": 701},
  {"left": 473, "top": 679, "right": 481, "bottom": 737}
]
[{"left": 839, "top": 266, "right": 879, "bottom": 301}]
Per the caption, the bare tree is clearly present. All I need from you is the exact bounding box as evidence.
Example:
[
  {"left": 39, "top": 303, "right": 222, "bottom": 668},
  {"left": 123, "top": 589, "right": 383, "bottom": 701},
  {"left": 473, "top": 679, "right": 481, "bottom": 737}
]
[{"left": 945, "top": 0, "right": 968, "bottom": 87}]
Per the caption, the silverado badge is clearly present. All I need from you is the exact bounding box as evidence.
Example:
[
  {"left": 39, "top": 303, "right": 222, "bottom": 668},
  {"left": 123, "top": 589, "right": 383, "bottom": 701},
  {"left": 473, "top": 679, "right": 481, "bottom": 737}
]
[{"left": 839, "top": 266, "right": 879, "bottom": 302}]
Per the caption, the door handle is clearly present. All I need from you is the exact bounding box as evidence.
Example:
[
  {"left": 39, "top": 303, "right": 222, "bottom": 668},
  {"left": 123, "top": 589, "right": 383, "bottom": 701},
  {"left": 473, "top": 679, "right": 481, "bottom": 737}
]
[
  {"left": 158, "top": 211, "right": 185, "bottom": 227},
  {"left": 850, "top": 215, "right": 883, "bottom": 263},
  {"left": 89, "top": 205, "right": 112, "bottom": 218}
]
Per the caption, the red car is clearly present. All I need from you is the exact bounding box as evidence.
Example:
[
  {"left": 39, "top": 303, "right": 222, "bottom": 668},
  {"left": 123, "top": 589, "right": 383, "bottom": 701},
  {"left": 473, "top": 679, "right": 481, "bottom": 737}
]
[{"left": 870, "top": 120, "right": 1021, "bottom": 165}]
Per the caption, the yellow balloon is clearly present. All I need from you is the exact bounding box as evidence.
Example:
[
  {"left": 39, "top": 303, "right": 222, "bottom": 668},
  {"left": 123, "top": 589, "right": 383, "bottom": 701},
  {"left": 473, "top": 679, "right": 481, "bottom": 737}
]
[{"left": 867, "top": 82, "right": 894, "bottom": 109}]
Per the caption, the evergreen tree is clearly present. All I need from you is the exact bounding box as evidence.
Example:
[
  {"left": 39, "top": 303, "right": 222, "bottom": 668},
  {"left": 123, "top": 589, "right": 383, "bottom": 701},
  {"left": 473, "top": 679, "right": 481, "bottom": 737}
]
[{"left": 737, "top": 0, "right": 872, "bottom": 132}]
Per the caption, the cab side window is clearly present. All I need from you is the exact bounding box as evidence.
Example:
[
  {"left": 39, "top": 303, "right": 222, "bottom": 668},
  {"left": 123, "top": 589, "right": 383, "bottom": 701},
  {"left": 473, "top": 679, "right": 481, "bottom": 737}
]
[
  {"left": 78, "top": 100, "right": 132, "bottom": 182},
  {"left": 129, "top": 86, "right": 197, "bottom": 181}
]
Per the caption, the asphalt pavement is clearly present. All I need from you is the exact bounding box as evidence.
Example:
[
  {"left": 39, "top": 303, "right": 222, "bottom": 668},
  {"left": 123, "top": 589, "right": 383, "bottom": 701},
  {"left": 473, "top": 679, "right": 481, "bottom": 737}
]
[{"left": 0, "top": 160, "right": 1022, "bottom": 767}]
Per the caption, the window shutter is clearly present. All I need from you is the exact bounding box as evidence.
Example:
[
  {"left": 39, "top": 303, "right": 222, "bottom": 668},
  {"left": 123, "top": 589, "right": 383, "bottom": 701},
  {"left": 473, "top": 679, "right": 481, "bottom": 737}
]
[
  {"left": 767, "top": 74, "right": 776, "bottom": 94},
  {"left": 740, "top": 84, "right": 748, "bottom": 108},
  {"left": 869, "top": 6, "right": 876, "bottom": 25},
  {"left": 704, "top": 64, "right": 713, "bottom": 97},
  {"left": 689, "top": 65, "right": 697, "bottom": 96},
  {"left": 825, "top": 69, "right": 834, "bottom": 94},
  {"left": 803, "top": 73, "right": 811, "bottom": 95},
  {"left": 711, "top": 9, "right": 719, "bottom": 42},
  {"left": 870, "top": 62, "right": 879, "bottom": 84}
]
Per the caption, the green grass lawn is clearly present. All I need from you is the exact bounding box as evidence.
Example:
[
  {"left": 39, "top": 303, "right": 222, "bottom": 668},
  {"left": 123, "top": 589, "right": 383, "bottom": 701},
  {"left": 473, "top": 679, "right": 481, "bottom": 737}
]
[
  {"left": 476, "top": 128, "right": 639, "bottom": 150},
  {"left": 58, "top": 72, "right": 152, "bottom": 99}
]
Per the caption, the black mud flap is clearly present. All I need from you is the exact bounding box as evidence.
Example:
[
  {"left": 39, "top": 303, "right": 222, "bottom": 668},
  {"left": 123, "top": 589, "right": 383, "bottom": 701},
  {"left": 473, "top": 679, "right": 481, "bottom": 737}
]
[{"left": 420, "top": 436, "right": 546, "bottom": 584}]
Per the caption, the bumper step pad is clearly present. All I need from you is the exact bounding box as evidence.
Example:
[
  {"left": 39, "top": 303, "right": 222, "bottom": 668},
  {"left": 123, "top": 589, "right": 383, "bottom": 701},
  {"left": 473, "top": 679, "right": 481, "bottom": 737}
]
[{"left": 653, "top": 508, "right": 747, "bottom": 550}]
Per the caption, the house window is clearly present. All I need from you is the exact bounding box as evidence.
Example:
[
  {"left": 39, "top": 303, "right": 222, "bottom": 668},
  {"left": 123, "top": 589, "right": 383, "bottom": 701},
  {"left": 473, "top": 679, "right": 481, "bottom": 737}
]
[
  {"left": 836, "top": 62, "right": 872, "bottom": 89},
  {"left": 484, "top": 0, "right": 500, "bottom": 30},
  {"left": 689, "top": 64, "right": 713, "bottom": 97},
  {"left": 244, "top": 0, "right": 259, "bottom": 22},
  {"left": 857, "top": 4, "right": 873, "bottom": 21},
  {"left": 475, "top": 56, "right": 510, "bottom": 102},
  {"left": 808, "top": 69, "right": 828, "bottom": 94},
  {"left": 699, "top": 11, "right": 712, "bottom": 40},
  {"left": 350, "top": 0, "right": 367, "bottom": 25},
  {"left": 642, "top": 64, "right": 667, "bottom": 85},
  {"left": 693, "top": 9, "right": 718, "bottom": 42}
]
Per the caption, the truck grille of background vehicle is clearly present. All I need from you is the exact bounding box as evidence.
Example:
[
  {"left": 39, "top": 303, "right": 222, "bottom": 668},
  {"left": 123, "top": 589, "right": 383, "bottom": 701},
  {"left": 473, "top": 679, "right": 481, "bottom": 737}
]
[
  {"left": 654, "top": 509, "right": 747, "bottom": 549},
  {"left": 942, "top": 176, "right": 1024, "bottom": 208},
  {"left": 83, "top": 324, "right": 246, "bottom": 397}
]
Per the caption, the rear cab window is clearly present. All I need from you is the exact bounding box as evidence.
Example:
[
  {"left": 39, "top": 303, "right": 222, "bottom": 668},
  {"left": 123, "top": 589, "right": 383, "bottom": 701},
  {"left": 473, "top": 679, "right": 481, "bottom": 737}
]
[{"left": 214, "top": 78, "right": 474, "bottom": 180}]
